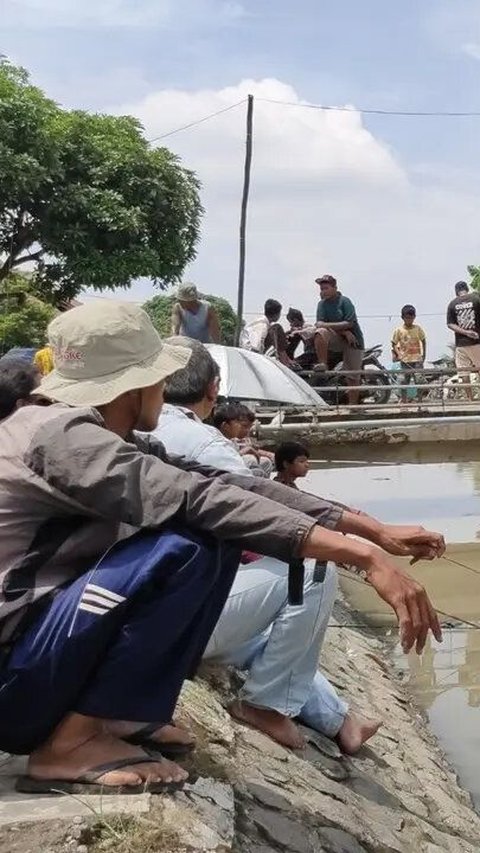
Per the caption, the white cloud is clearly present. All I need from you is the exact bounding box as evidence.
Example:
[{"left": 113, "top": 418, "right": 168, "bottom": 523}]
[
  {"left": 2, "top": 0, "right": 245, "bottom": 28},
  {"left": 426, "top": 0, "right": 480, "bottom": 58},
  {"left": 462, "top": 42, "right": 480, "bottom": 61},
  {"left": 114, "top": 77, "right": 480, "bottom": 357}
]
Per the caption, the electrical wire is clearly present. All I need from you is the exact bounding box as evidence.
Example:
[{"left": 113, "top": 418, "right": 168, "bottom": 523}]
[
  {"left": 148, "top": 99, "right": 247, "bottom": 143},
  {"left": 256, "top": 96, "right": 480, "bottom": 118},
  {"left": 147, "top": 94, "right": 480, "bottom": 147}
]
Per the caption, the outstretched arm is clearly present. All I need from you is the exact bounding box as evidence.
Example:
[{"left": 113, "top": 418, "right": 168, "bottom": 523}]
[{"left": 300, "top": 524, "right": 441, "bottom": 654}]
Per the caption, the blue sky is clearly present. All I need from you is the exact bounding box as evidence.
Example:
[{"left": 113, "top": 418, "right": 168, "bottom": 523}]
[{"left": 3, "top": 0, "right": 480, "bottom": 356}]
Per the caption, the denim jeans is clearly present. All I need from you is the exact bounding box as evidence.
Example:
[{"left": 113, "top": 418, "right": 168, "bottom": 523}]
[{"left": 204, "top": 557, "right": 348, "bottom": 737}]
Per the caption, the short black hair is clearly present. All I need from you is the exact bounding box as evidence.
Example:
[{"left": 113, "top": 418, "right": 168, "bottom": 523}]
[
  {"left": 0, "top": 359, "right": 39, "bottom": 421},
  {"left": 264, "top": 299, "right": 282, "bottom": 320},
  {"left": 212, "top": 401, "right": 244, "bottom": 429},
  {"left": 163, "top": 337, "right": 220, "bottom": 405},
  {"left": 275, "top": 441, "right": 310, "bottom": 472},
  {"left": 286, "top": 307, "right": 304, "bottom": 325},
  {"left": 401, "top": 304, "right": 416, "bottom": 316},
  {"left": 455, "top": 281, "right": 469, "bottom": 295},
  {"left": 236, "top": 403, "right": 255, "bottom": 423}
]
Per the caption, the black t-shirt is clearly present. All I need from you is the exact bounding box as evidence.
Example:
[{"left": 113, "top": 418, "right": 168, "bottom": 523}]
[{"left": 447, "top": 294, "right": 480, "bottom": 347}]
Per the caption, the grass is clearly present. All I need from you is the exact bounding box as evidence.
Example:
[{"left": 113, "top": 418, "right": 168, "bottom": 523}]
[{"left": 87, "top": 809, "right": 183, "bottom": 853}]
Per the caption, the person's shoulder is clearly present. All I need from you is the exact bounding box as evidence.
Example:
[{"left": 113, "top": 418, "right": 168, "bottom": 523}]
[{"left": 1, "top": 403, "right": 102, "bottom": 454}]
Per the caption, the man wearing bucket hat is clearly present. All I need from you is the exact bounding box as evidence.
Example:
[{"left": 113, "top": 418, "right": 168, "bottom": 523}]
[
  {"left": 171, "top": 282, "right": 221, "bottom": 343},
  {"left": 0, "top": 301, "right": 443, "bottom": 796}
]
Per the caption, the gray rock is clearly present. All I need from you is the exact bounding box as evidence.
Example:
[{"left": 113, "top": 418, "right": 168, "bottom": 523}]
[
  {"left": 301, "top": 743, "right": 350, "bottom": 782},
  {"left": 318, "top": 827, "right": 368, "bottom": 853},
  {"left": 345, "top": 773, "right": 403, "bottom": 810},
  {"left": 296, "top": 725, "right": 343, "bottom": 760},
  {"left": 251, "top": 805, "right": 315, "bottom": 853},
  {"left": 249, "top": 846, "right": 282, "bottom": 853},
  {"left": 247, "top": 781, "right": 292, "bottom": 812}
]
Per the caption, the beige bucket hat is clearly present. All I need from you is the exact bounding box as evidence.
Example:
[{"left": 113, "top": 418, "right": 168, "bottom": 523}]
[
  {"left": 176, "top": 282, "right": 199, "bottom": 301},
  {"left": 39, "top": 300, "right": 191, "bottom": 408}
]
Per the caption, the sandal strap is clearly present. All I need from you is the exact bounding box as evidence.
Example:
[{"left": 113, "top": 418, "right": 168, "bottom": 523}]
[
  {"left": 85, "top": 755, "right": 163, "bottom": 782},
  {"left": 125, "top": 722, "right": 165, "bottom": 745}
]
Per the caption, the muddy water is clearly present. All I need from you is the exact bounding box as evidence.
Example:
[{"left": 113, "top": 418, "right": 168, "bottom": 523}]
[{"left": 306, "top": 452, "right": 480, "bottom": 808}]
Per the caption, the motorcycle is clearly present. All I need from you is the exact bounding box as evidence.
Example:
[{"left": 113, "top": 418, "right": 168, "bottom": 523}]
[
  {"left": 389, "top": 357, "right": 450, "bottom": 403},
  {"left": 303, "top": 344, "right": 392, "bottom": 406}
]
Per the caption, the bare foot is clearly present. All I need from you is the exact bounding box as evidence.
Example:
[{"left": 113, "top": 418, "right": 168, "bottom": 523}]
[
  {"left": 230, "top": 700, "right": 305, "bottom": 749},
  {"left": 107, "top": 719, "right": 195, "bottom": 749},
  {"left": 28, "top": 713, "right": 188, "bottom": 788},
  {"left": 337, "top": 712, "right": 382, "bottom": 755}
]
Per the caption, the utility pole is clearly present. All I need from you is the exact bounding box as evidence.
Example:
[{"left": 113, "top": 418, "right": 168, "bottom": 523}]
[{"left": 234, "top": 94, "right": 254, "bottom": 346}]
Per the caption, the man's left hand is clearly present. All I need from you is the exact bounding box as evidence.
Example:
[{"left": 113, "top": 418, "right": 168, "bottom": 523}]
[
  {"left": 375, "top": 524, "right": 446, "bottom": 564},
  {"left": 343, "top": 330, "right": 359, "bottom": 348}
]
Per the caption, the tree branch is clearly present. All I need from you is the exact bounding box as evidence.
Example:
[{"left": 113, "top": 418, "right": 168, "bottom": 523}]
[
  {"left": 12, "top": 250, "right": 44, "bottom": 267},
  {"left": 0, "top": 213, "right": 37, "bottom": 282}
]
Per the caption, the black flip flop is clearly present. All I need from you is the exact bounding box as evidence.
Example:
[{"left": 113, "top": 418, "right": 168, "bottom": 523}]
[
  {"left": 123, "top": 722, "right": 195, "bottom": 759},
  {"left": 15, "top": 756, "right": 186, "bottom": 796}
]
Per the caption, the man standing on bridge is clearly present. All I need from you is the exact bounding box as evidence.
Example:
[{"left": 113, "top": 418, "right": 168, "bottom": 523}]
[{"left": 447, "top": 281, "right": 480, "bottom": 402}]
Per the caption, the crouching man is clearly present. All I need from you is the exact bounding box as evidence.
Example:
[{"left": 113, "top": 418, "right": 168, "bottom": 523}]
[{"left": 0, "top": 303, "right": 444, "bottom": 794}]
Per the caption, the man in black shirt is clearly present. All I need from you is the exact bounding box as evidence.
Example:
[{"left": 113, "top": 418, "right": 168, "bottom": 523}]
[{"left": 447, "top": 281, "right": 480, "bottom": 400}]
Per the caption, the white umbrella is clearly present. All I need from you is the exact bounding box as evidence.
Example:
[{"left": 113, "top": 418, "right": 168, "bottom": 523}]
[{"left": 205, "top": 345, "right": 326, "bottom": 406}]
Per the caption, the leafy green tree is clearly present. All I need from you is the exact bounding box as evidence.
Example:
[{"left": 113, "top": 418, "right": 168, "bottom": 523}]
[
  {"left": 144, "top": 292, "right": 238, "bottom": 345},
  {"left": 0, "top": 272, "right": 55, "bottom": 350},
  {"left": 0, "top": 59, "right": 202, "bottom": 305},
  {"left": 468, "top": 265, "right": 480, "bottom": 292}
]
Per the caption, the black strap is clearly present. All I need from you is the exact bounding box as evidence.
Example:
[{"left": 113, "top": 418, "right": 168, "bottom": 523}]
[{"left": 288, "top": 558, "right": 305, "bottom": 606}]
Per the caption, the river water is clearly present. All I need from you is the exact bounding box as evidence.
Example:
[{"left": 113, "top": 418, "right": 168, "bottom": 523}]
[{"left": 306, "top": 447, "right": 480, "bottom": 809}]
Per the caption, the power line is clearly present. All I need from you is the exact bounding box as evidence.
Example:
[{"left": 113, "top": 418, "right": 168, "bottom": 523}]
[
  {"left": 148, "top": 99, "right": 247, "bottom": 143},
  {"left": 241, "top": 311, "right": 449, "bottom": 319},
  {"left": 256, "top": 97, "right": 480, "bottom": 118}
]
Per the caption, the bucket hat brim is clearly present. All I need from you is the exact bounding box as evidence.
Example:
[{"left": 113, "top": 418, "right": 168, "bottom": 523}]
[{"left": 38, "top": 342, "right": 190, "bottom": 408}]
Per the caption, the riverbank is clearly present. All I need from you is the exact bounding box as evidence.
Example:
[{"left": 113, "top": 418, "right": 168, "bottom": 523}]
[
  {"left": 1, "top": 602, "right": 480, "bottom": 853},
  {"left": 258, "top": 418, "right": 480, "bottom": 448}
]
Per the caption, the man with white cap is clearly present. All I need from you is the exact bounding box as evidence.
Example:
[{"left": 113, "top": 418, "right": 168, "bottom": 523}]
[
  {"left": 0, "top": 301, "right": 443, "bottom": 796},
  {"left": 171, "top": 282, "right": 221, "bottom": 343}
]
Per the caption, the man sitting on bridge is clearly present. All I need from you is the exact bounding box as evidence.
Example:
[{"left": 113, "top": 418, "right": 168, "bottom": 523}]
[{"left": 313, "top": 275, "right": 365, "bottom": 405}]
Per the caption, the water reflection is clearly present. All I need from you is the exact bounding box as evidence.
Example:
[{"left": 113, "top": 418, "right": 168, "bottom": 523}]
[
  {"left": 399, "top": 630, "right": 480, "bottom": 807},
  {"left": 307, "top": 461, "right": 480, "bottom": 543},
  {"left": 306, "top": 455, "right": 480, "bottom": 809},
  {"left": 456, "top": 462, "right": 480, "bottom": 540}
]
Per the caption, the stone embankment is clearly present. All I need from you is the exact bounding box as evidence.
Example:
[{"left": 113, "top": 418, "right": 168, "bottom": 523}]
[
  {"left": 258, "top": 420, "right": 480, "bottom": 448},
  {"left": 1, "top": 605, "right": 479, "bottom": 853}
]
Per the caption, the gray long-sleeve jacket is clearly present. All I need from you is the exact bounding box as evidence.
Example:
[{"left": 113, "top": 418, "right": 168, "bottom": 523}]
[{"left": 0, "top": 404, "right": 342, "bottom": 643}]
